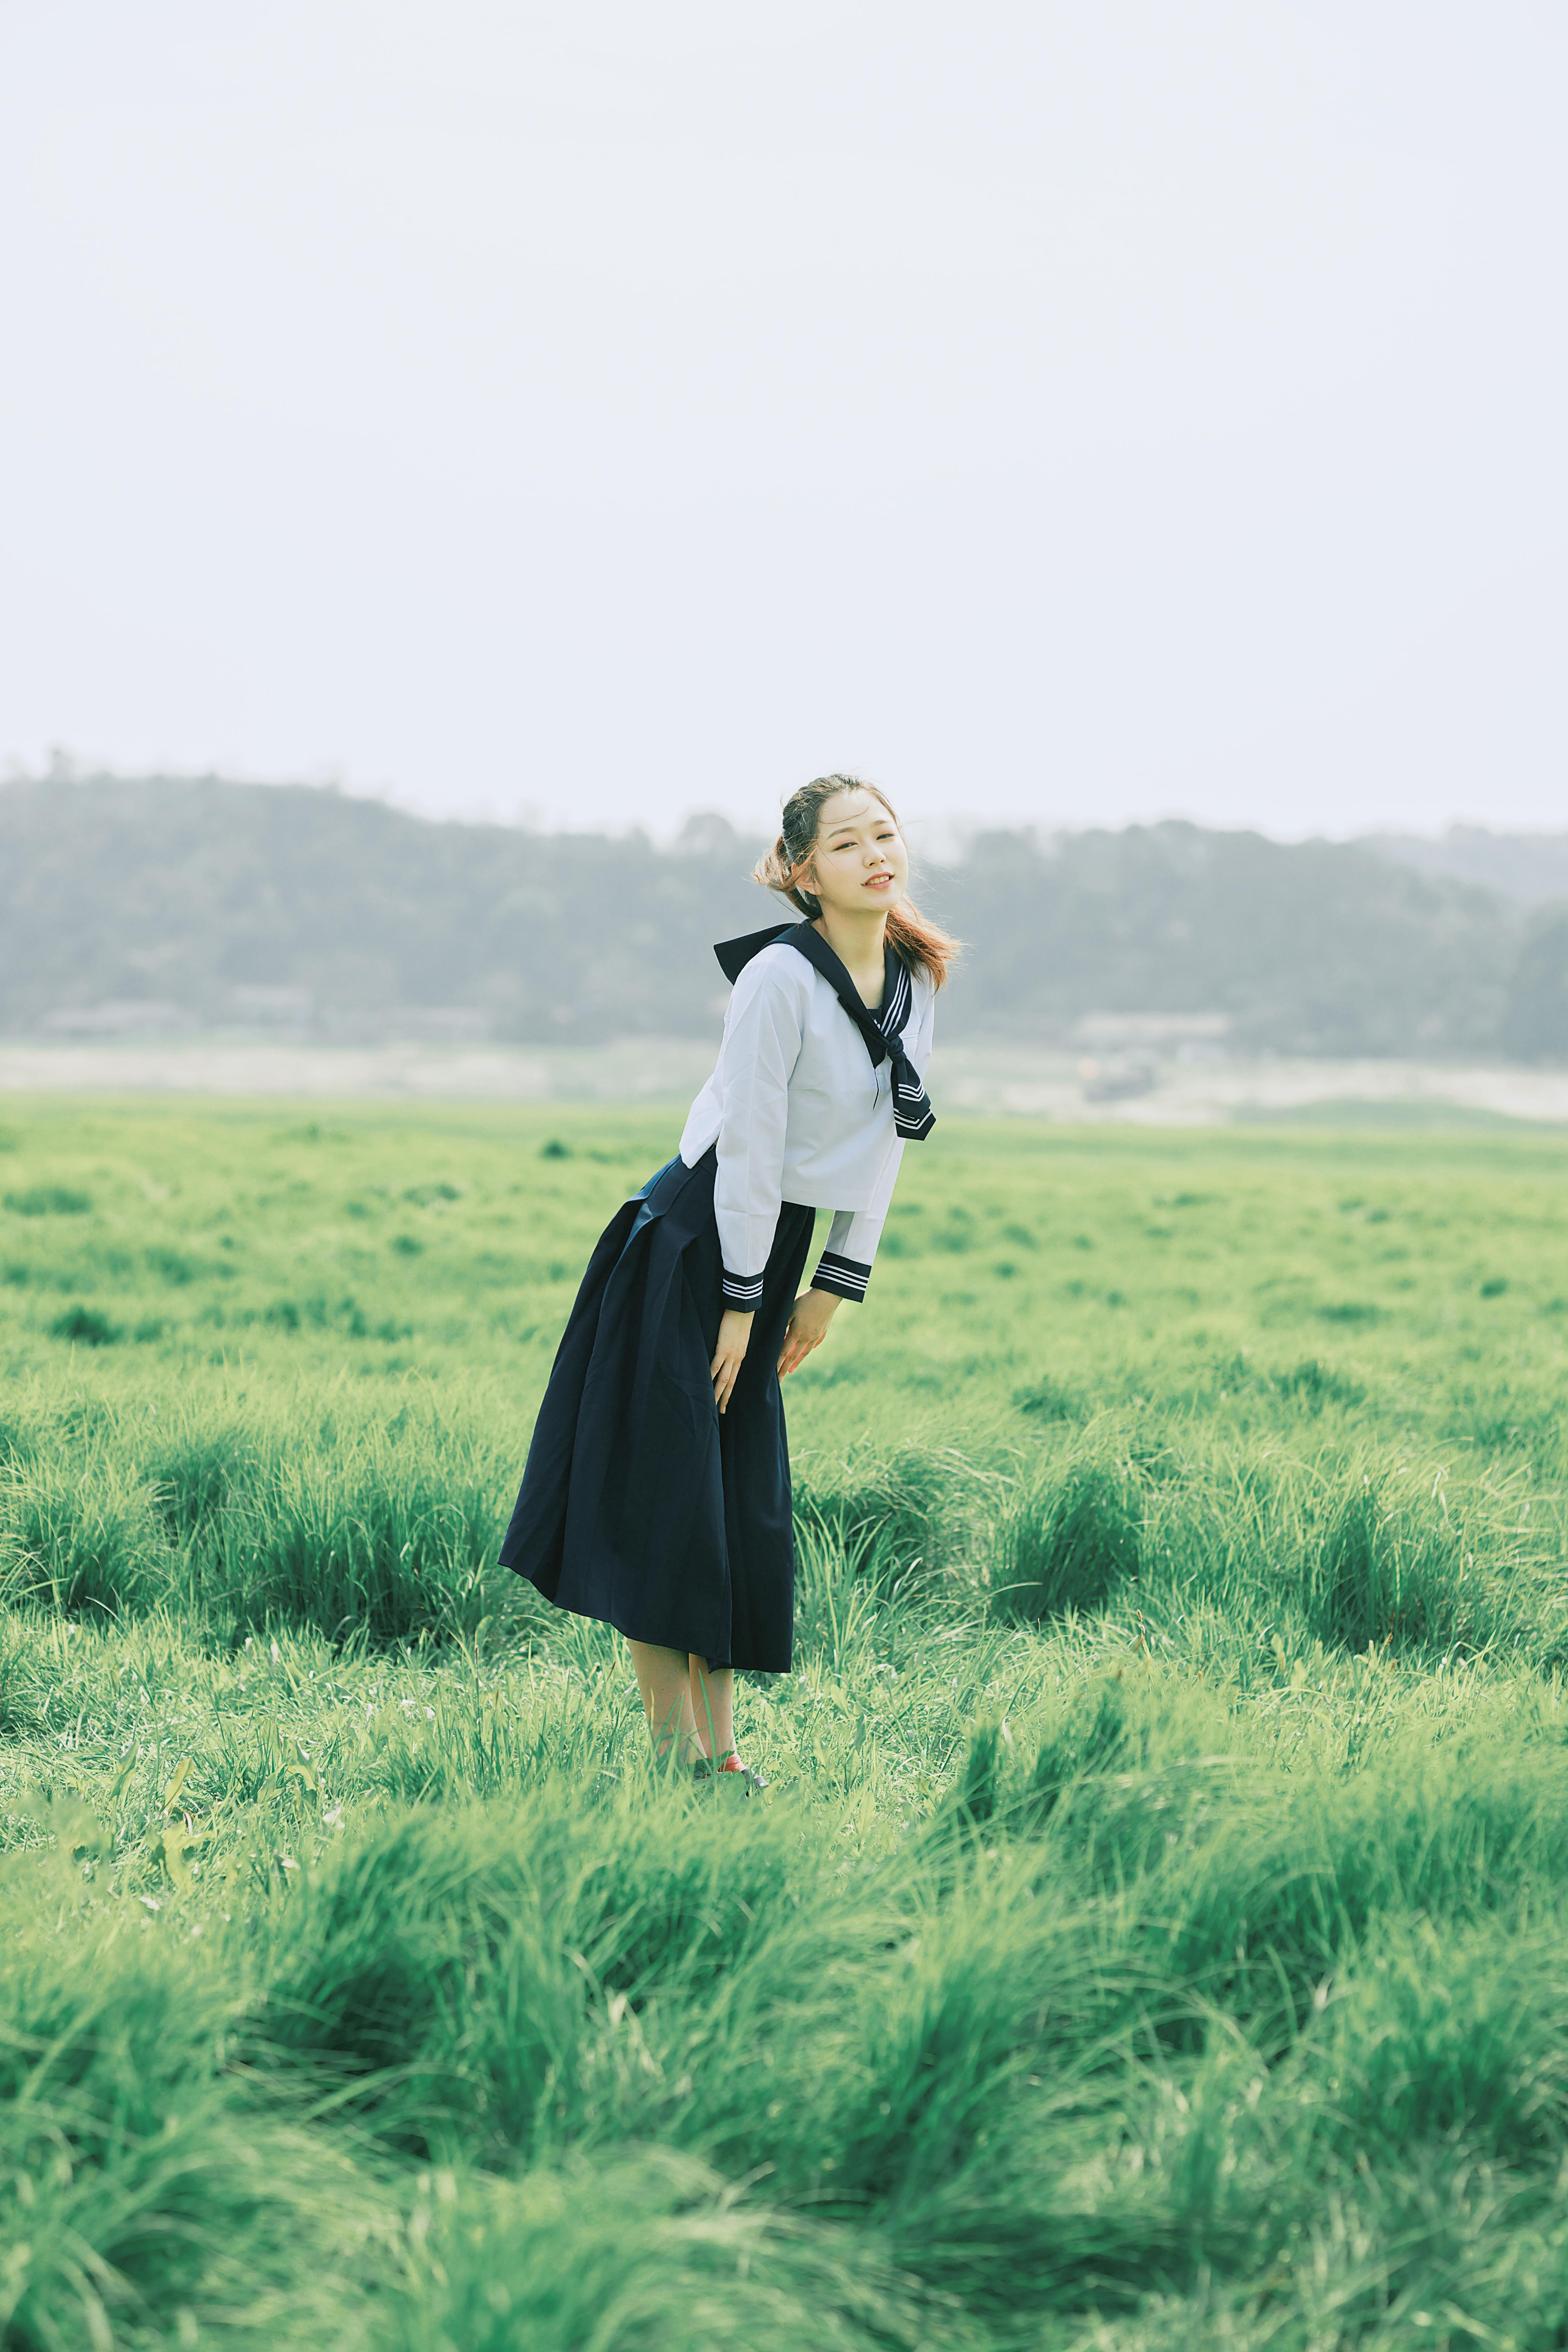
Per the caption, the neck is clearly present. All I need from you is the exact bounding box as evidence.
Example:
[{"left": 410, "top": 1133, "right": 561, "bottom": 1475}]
[{"left": 811, "top": 904, "right": 888, "bottom": 975}]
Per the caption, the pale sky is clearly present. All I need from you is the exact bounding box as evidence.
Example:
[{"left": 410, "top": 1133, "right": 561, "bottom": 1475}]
[{"left": 2, "top": 4, "right": 1563, "bottom": 839}]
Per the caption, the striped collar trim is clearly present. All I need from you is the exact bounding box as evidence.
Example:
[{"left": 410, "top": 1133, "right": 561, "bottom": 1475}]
[{"left": 876, "top": 958, "right": 913, "bottom": 1041}]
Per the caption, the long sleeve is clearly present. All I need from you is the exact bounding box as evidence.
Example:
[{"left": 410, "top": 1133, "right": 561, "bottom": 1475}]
[
  {"left": 714, "top": 959, "right": 805, "bottom": 1304},
  {"left": 812, "top": 1153, "right": 901, "bottom": 1300},
  {"left": 812, "top": 969, "right": 937, "bottom": 1302}
]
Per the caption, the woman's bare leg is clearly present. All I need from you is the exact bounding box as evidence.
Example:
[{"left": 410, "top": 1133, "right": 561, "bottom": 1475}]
[
  {"left": 687, "top": 1658, "right": 736, "bottom": 1760},
  {"left": 629, "top": 1639, "right": 698, "bottom": 1761}
]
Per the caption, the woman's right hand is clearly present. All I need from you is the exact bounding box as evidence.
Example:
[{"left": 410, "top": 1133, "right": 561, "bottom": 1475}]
[
  {"left": 710, "top": 1308, "right": 754, "bottom": 1415},
  {"left": 778, "top": 1286, "right": 839, "bottom": 1377}
]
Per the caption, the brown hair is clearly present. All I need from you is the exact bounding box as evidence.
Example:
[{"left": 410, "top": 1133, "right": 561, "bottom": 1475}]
[{"left": 753, "top": 774, "right": 959, "bottom": 987}]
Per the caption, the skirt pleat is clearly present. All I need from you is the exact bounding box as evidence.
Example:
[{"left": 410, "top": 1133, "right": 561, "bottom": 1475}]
[{"left": 498, "top": 1148, "right": 816, "bottom": 1672}]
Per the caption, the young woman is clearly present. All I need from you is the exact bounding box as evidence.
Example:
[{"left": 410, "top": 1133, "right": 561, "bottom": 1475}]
[{"left": 498, "top": 774, "right": 957, "bottom": 1788}]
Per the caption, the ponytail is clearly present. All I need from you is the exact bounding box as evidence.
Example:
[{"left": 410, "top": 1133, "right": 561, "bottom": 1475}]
[{"left": 751, "top": 774, "right": 960, "bottom": 989}]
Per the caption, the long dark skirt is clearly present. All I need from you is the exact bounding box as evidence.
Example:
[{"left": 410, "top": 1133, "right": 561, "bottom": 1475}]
[{"left": 498, "top": 1148, "right": 816, "bottom": 1673}]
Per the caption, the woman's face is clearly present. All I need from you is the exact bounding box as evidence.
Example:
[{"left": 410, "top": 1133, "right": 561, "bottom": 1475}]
[{"left": 803, "top": 789, "right": 909, "bottom": 918}]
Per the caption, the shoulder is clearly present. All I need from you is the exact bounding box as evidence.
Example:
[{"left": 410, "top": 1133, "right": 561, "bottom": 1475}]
[
  {"left": 723, "top": 940, "right": 815, "bottom": 1032},
  {"left": 728, "top": 940, "right": 814, "bottom": 1007}
]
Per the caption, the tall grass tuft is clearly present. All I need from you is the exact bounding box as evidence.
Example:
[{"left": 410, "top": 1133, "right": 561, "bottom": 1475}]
[
  {"left": 185, "top": 1426, "right": 505, "bottom": 1642},
  {"left": 1298, "top": 1457, "right": 1527, "bottom": 1657},
  {"left": 794, "top": 1444, "right": 983, "bottom": 1589},
  {"left": 379, "top": 2154, "right": 933, "bottom": 2352},
  {"left": 0, "top": 1458, "right": 175, "bottom": 1618},
  {"left": 990, "top": 1437, "right": 1144, "bottom": 1622},
  {"left": 0, "top": 1839, "right": 378, "bottom": 2348}
]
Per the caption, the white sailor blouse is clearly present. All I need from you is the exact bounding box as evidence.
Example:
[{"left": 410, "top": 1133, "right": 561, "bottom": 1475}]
[{"left": 679, "top": 938, "right": 937, "bottom": 1305}]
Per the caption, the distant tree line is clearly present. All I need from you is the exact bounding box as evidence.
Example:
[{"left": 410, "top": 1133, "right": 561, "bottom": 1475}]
[{"left": 2, "top": 775, "right": 1565, "bottom": 1060}]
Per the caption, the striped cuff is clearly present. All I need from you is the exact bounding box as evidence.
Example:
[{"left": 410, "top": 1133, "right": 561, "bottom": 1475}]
[
  {"left": 721, "top": 1268, "right": 765, "bottom": 1308},
  {"left": 811, "top": 1251, "right": 873, "bottom": 1303}
]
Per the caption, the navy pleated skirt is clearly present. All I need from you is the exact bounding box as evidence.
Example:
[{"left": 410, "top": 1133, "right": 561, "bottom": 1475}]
[{"left": 498, "top": 1147, "right": 816, "bottom": 1672}]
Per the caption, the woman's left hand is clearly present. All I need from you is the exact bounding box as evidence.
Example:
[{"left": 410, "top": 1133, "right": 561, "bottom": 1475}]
[{"left": 778, "top": 1287, "right": 840, "bottom": 1378}]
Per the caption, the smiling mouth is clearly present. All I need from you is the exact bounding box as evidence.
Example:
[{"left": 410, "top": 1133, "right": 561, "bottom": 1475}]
[{"left": 864, "top": 872, "right": 893, "bottom": 887}]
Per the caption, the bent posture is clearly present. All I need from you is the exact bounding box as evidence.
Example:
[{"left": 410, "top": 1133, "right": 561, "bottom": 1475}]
[{"left": 498, "top": 775, "right": 956, "bottom": 1786}]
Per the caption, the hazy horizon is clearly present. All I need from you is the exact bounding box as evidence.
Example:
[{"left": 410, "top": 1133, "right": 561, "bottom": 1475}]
[
  {"left": 9, "top": 759, "right": 1564, "bottom": 853},
  {"left": 5, "top": 6, "right": 1563, "bottom": 840}
]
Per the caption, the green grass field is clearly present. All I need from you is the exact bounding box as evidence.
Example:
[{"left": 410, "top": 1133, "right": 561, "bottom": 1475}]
[{"left": 4, "top": 1095, "right": 1568, "bottom": 2351}]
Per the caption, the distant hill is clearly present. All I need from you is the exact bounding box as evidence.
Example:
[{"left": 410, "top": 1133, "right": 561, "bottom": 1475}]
[
  {"left": 1, "top": 774, "right": 1563, "bottom": 1059},
  {"left": 1368, "top": 827, "right": 1568, "bottom": 907},
  {"left": 0, "top": 777, "right": 768, "bottom": 1046},
  {"left": 932, "top": 825, "right": 1516, "bottom": 1057}
]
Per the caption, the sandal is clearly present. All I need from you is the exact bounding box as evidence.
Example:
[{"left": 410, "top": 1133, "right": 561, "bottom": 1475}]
[{"left": 692, "top": 1751, "right": 768, "bottom": 1794}]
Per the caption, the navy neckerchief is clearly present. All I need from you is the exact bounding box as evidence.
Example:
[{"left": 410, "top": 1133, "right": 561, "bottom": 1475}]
[{"left": 713, "top": 921, "right": 935, "bottom": 1141}]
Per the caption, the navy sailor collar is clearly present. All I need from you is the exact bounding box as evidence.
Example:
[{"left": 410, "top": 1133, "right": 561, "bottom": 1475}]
[{"left": 712, "top": 921, "right": 934, "bottom": 1140}]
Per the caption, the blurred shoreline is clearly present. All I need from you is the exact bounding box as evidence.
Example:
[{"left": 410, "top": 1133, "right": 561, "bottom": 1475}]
[{"left": 3, "top": 1036, "right": 1567, "bottom": 1126}]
